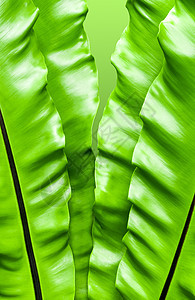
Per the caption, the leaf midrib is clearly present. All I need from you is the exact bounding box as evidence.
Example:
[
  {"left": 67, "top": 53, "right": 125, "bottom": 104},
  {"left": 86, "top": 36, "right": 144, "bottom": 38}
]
[
  {"left": 160, "top": 195, "right": 195, "bottom": 299},
  {"left": 0, "top": 109, "right": 42, "bottom": 300}
]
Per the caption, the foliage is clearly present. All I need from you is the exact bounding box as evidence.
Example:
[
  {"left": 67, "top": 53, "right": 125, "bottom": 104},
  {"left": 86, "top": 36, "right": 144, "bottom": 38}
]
[
  {"left": 0, "top": 0, "right": 74, "bottom": 298},
  {"left": 89, "top": 0, "right": 174, "bottom": 298},
  {"left": 0, "top": 0, "right": 194, "bottom": 299},
  {"left": 33, "top": 0, "right": 99, "bottom": 298},
  {"left": 116, "top": 0, "right": 195, "bottom": 298}
]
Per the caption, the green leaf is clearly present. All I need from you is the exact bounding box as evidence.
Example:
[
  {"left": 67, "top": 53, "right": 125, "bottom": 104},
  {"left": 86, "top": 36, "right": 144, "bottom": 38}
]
[
  {"left": 32, "top": 0, "right": 99, "bottom": 298},
  {"left": 0, "top": 133, "right": 35, "bottom": 299},
  {"left": 88, "top": 0, "right": 174, "bottom": 298},
  {"left": 116, "top": 0, "right": 195, "bottom": 298},
  {"left": 0, "top": 0, "right": 74, "bottom": 299},
  {"left": 166, "top": 203, "right": 195, "bottom": 299}
]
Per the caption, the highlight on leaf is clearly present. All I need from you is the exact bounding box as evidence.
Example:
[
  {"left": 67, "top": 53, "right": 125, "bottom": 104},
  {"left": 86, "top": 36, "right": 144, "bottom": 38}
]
[
  {"left": 0, "top": 0, "right": 194, "bottom": 299},
  {"left": 88, "top": 0, "right": 174, "bottom": 298},
  {"left": 0, "top": 0, "right": 74, "bottom": 299},
  {"left": 116, "top": 0, "right": 195, "bottom": 298},
  {"left": 33, "top": 0, "right": 99, "bottom": 298}
]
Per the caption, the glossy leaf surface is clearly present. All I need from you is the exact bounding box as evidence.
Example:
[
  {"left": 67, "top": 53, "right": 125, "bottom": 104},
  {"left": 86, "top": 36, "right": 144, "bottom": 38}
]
[
  {"left": 167, "top": 206, "right": 195, "bottom": 299},
  {"left": 88, "top": 0, "right": 174, "bottom": 298},
  {"left": 116, "top": 0, "right": 195, "bottom": 298},
  {"left": 0, "top": 0, "right": 74, "bottom": 299},
  {"left": 33, "top": 0, "right": 99, "bottom": 298},
  {"left": 0, "top": 133, "right": 35, "bottom": 299}
]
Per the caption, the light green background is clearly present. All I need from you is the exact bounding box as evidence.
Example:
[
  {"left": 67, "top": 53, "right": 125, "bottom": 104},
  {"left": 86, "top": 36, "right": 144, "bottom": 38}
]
[{"left": 84, "top": 0, "right": 129, "bottom": 138}]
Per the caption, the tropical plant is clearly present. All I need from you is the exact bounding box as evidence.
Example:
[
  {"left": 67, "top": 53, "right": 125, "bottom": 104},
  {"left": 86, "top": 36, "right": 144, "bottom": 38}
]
[
  {"left": 116, "top": 0, "right": 195, "bottom": 298},
  {"left": 0, "top": 0, "right": 194, "bottom": 299},
  {"left": 32, "top": 0, "right": 99, "bottom": 298},
  {"left": 88, "top": 0, "right": 174, "bottom": 298},
  {"left": 0, "top": 0, "right": 74, "bottom": 298}
]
